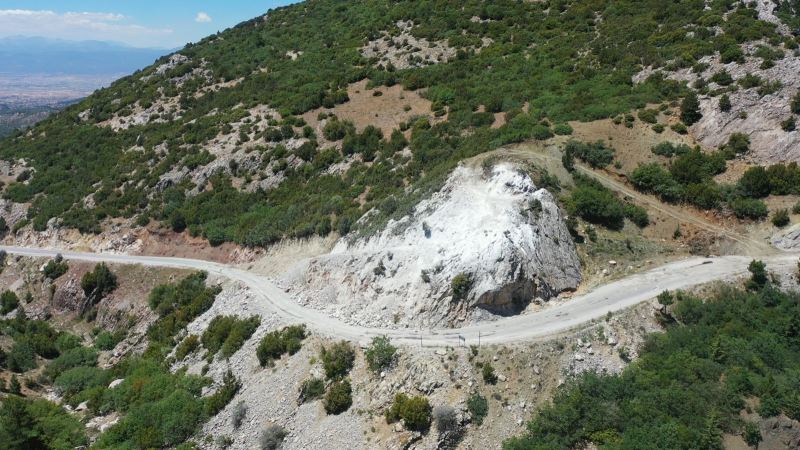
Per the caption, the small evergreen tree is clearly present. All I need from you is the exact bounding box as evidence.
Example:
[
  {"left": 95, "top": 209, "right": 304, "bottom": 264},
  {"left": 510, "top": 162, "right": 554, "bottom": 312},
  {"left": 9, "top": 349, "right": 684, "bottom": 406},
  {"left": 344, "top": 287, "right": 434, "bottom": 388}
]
[
  {"left": 718, "top": 94, "right": 731, "bottom": 112},
  {"left": 680, "top": 90, "right": 702, "bottom": 125}
]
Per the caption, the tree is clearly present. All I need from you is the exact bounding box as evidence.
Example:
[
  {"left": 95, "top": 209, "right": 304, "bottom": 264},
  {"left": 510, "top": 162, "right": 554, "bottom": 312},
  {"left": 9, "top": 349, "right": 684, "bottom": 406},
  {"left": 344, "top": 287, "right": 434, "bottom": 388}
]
[
  {"left": 80, "top": 263, "right": 118, "bottom": 304},
  {"left": 657, "top": 290, "right": 674, "bottom": 315},
  {"left": 718, "top": 94, "right": 731, "bottom": 112},
  {"left": 792, "top": 90, "right": 800, "bottom": 114},
  {"left": 746, "top": 260, "right": 767, "bottom": 290},
  {"left": 0, "top": 217, "right": 7, "bottom": 235},
  {"left": 365, "top": 336, "right": 397, "bottom": 373},
  {"left": 680, "top": 90, "right": 702, "bottom": 125}
]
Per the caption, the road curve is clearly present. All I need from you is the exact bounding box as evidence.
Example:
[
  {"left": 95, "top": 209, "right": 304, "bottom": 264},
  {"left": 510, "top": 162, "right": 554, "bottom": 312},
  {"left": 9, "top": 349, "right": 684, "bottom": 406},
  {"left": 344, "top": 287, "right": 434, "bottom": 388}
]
[{"left": 2, "top": 246, "right": 798, "bottom": 347}]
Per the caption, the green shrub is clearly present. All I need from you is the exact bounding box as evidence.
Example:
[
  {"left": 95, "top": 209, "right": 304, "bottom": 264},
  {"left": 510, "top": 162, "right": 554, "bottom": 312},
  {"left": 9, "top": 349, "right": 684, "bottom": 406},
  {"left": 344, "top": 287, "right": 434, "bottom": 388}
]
[
  {"left": 467, "top": 393, "right": 488, "bottom": 426},
  {"left": 80, "top": 263, "right": 117, "bottom": 304},
  {"left": 95, "top": 330, "right": 124, "bottom": 351},
  {"left": 386, "top": 393, "right": 432, "bottom": 432},
  {"left": 482, "top": 362, "right": 498, "bottom": 384},
  {"left": 365, "top": 335, "right": 397, "bottom": 373},
  {"left": 782, "top": 116, "right": 796, "bottom": 132},
  {"left": 299, "top": 377, "right": 325, "bottom": 403},
  {"left": 793, "top": 201, "right": 800, "bottom": 215},
  {"left": 710, "top": 70, "right": 734, "bottom": 86},
  {"left": 772, "top": 209, "right": 790, "bottom": 227},
  {"left": 792, "top": 91, "right": 800, "bottom": 114},
  {"left": 730, "top": 197, "right": 768, "bottom": 220},
  {"left": 175, "top": 335, "right": 200, "bottom": 360},
  {"left": 651, "top": 142, "right": 690, "bottom": 157},
  {"left": 256, "top": 324, "right": 306, "bottom": 367},
  {"left": 204, "top": 369, "right": 240, "bottom": 417},
  {"left": 566, "top": 177, "right": 626, "bottom": 230},
  {"left": 451, "top": 273, "right": 472, "bottom": 301},
  {"left": 553, "top": 123, "right": 573, "bottom": 135},
  {"left": 670, "top": 122, "right": 688, "bottom": 134},
  {"left": 738, "top": 166, "right": 771, "bottom": 198},
  {"left": 55, "top": 333, "right": 82, "bottom": 353},
  {"left": 201, "top": 315, "right": 261, "bottom": 358},
  {"left": 624, "top": 203, "right": 649, "bottom": 228},
  {"left": 1, "top": 290, "right": 19, "bottom": 314},
  {"left": 146, "top": 272, "right": 221, "bottom": 351},
  {"left": 320, "top": 341, "right": 355, "bottom": 380},
  {"left": 630, "top": 163, "right": 684, "bottom": 202},
  {"left": 54, "top": 366, "right": 110, "bottom": 400},
  {"left": 324, "top": 379, "right": 352, "bottom": 414},
  {"left": 719, "top": 94, "right": 732, "bottom": 112},
  {"left": 638, "top": 109, "right": 659, "bottom": 124},
  {"left": 43, "top": 255, "right": 69, "bottom": 280},
  {"left": 723, "top": 132, "right": 750, "bottom": 155},
  {"left": 743, "top": 422, "right": 761, "bottom": 446},
  {"left": 563, "top": 140, "right": 615, "bottom": 169},
  {"left": 45, "top": 346, "right": 98, "bottom": 380},
  {"left": 652, "top": 123, "right": 665, "bottom": 133}
]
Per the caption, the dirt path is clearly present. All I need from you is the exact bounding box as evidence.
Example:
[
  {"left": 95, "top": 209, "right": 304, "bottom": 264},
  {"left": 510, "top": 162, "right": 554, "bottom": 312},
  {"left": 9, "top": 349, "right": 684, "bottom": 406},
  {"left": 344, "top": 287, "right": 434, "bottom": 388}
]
[{"left": 3, "top": 246, "right": 797, "bottom": 348}]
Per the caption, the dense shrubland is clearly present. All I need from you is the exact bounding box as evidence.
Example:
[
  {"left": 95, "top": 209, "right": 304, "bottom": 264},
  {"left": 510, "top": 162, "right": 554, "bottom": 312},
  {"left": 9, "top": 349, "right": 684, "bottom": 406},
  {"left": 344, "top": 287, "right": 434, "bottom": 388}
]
[
  {"left": 0, "top": 271, "right": 240, "bottom": 450},
  {"left": 3, "top": 0, "right": 788, "bottom": 246},
  {"left": 505, "top": 264, "right": 800, "bottom": 449},
  {"left": 631, "top": 139, "right": 800, "bottom": 219}
]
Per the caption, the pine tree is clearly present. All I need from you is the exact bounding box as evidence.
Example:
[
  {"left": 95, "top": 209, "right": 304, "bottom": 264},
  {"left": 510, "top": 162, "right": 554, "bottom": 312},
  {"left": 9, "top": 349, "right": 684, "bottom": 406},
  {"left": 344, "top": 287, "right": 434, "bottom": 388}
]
[{"left": 680, "top": 90, "right": 702, "bottom": 125}]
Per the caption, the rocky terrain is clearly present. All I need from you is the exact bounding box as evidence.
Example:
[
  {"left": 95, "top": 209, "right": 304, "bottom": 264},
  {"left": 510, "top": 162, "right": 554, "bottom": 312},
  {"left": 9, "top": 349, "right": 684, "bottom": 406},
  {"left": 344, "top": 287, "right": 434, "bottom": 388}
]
[{"left": 282, "top": 163, "right": 581, "bottom": 328}]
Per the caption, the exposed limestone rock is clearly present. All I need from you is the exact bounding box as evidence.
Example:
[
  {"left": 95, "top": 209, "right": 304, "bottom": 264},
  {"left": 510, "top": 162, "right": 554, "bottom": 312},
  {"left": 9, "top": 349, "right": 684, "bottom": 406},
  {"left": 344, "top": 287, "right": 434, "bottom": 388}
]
[
  {"left": 284, "top": 163, "right": 581, "bottom": 328},
  {"left": 634, "top": 41, "right": 800, "bottom": 164},
  {"left": 772, "top": 224, "right": 800, "bottom": 250}
]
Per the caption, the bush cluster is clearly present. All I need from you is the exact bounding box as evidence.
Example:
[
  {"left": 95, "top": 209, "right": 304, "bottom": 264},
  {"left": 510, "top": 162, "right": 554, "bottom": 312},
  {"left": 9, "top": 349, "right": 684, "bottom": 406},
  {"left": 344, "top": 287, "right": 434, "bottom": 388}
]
[
  {"left": 256, "top": 324, "right": 306, "bottom": 366},
  {"left": 386, "top": 393, "right": 432, "bottom": 432},
  {"left": 201, "top": 315, "right": 260, "bottom": 359}
]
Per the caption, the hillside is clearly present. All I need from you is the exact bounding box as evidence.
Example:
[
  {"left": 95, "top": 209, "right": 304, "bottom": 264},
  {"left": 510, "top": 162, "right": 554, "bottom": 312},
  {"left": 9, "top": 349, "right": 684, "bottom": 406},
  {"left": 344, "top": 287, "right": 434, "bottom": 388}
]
[
  {"left": 2, "top": 1, "right": 800, "bottom": 448},
  {"left": 1, "top": 0, "right": 796, "bottom": 245}
]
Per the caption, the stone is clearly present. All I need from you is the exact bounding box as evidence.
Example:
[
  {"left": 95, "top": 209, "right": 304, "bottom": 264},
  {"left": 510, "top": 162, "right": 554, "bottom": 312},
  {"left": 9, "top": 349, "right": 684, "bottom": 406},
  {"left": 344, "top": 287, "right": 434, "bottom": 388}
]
[
  {"left": 288, "top": 163, "right": 582, "bottom": 328},
  {"left": 108, "top": 378, "right": 125, "bottom": 389}
]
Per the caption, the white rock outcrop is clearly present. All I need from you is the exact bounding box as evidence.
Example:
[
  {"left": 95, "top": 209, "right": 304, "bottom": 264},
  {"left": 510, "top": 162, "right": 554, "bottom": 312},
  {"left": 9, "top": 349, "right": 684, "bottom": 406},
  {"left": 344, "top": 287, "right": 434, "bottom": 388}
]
[{"left": 285, "top": 163, "right": 581, "bottom": 327}]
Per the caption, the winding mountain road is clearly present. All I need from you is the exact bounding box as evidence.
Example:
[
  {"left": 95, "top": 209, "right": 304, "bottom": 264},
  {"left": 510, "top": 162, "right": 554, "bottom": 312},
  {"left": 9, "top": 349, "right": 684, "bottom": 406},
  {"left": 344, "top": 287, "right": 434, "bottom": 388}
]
[{"left": 3, "top": 246, "right": 798, "bottom": 347}]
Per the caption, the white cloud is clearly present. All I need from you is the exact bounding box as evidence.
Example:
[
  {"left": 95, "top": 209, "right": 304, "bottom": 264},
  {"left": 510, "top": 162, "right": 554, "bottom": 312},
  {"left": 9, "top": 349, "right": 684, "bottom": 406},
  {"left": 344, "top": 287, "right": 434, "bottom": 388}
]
[
  {"left": 0, "top": 9, "right": 174, "bottom": 48},
  {"left": 195, "top": 12, "right": 212, "bottom": 23}
]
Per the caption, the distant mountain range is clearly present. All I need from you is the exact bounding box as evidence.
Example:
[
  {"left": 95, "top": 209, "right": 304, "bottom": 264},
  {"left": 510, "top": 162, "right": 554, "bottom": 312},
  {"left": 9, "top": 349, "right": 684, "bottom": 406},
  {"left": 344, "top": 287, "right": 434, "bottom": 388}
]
[{"left": 0, "top": 36, "right": 171, "bottom": 76}]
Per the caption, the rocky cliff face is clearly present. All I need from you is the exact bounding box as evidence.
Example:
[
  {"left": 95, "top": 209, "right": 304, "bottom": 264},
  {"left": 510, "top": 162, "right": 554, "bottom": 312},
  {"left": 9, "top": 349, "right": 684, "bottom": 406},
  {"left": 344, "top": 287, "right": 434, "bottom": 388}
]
[{"left": 283, "top": 163, "right": 581, "bottom": 328}]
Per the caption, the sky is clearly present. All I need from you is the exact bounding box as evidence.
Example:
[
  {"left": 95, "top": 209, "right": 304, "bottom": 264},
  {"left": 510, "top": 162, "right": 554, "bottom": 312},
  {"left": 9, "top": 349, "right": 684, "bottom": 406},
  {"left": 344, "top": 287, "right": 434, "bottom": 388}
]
[{"left": 0, "top": 1, "right": 296, "bottom": 49}]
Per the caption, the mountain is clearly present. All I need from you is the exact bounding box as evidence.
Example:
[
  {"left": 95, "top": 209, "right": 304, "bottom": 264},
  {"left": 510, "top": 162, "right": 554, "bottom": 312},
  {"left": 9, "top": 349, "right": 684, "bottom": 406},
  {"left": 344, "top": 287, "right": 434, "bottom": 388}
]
[
  {"left": 0, "top": 0, "right": 796, "bottom": 244},
  {"left": 0, "top": 36, "right": 170, "bottom": 76}
]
